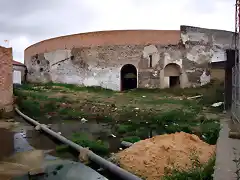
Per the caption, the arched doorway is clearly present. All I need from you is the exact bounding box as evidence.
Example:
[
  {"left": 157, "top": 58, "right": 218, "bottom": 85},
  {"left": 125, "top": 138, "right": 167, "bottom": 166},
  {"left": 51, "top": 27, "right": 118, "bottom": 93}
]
[
  {"left": 164, "top": 63, "right": 181, "bottom": 88},
  {"left": 121, "top": 64, "right": 137, "bottom": 91}
]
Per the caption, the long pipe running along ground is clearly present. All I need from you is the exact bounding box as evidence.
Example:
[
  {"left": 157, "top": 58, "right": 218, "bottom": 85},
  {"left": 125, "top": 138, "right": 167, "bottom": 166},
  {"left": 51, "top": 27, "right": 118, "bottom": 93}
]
[
  {"left": 121, "top": 141, "right": 133, "bottom": 148},
  {"left": 15, "top": 107, "right": 142, "bottom": 180}
]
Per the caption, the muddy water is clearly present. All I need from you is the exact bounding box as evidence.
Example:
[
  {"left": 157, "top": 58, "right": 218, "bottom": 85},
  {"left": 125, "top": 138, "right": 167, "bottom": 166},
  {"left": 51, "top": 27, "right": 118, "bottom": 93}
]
[
  {"left": 0, "top": 117, "right": 125, "bottom": 180},
  {"left": 13, "top": 116, "right": 121, "bottom": 157},
  {"left": 0, "top": 128, "right": 14, "bottom": 161}
]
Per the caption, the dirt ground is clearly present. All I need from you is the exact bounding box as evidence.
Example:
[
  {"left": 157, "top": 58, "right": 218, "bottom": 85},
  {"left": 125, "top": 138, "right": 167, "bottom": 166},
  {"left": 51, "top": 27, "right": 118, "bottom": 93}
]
[{"left": 116, "top": 132, "right": 216, "bottom": 180}]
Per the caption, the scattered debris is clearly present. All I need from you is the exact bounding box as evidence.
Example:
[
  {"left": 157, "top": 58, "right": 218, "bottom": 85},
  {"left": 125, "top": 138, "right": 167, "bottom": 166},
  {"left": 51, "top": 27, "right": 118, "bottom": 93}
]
[
  {"left": 134, "top": 107, "right": 140, "bottom": 110},
  {"left": 20, "top": 131, "right": 26, "bottom": 138},
  {"left": 81, "top": 118, "right": 88, "bottom": 123},
  {"left": 142, "top": 96, "right": 146, "bottom": 98},
  {"left": 97, "top": 168, "right": 104, "bottom": 172},
  {"left": 110, "top": 134, "right": 116, "bottom": 138},
  {"left": 187, "top": 95, "right": 203, "bottom": 100},
  {"left": 211, "top": 102, "right": 224, "bottom": 107}
]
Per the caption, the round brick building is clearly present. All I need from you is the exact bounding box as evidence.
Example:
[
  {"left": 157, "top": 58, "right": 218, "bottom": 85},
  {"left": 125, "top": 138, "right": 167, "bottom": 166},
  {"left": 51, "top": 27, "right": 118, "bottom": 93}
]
[{"left": 24, "top": 26, "right": 234, "bottom": 90}]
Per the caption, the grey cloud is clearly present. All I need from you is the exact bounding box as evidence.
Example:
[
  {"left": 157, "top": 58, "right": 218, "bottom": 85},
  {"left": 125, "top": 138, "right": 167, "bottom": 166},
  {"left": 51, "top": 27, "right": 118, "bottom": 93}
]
[
  {"left": 0, "top": 0, "right": 98, "bottom": 61},
  {"left": 0, "top": 0, "right": 62, "bottom": 17},
  {"left": 0, "top": 0, "right": 97, "bottom": 39}
]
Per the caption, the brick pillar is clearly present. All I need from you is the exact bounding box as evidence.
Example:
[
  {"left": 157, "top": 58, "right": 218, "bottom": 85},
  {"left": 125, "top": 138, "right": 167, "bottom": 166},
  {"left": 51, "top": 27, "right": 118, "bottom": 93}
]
[{"left": 0, "top": 46, "right": 13, "bottom": 117}]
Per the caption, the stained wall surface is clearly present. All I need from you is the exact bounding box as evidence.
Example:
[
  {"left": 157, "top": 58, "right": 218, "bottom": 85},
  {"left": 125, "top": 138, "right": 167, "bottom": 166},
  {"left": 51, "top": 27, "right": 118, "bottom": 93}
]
[
  {"left": 0, "top": 46, "right": 13, "bottom": 114},
  {"left": 181, "top": 25, "right": 234, "bottom": 86},
  {"left": 24, "top": 26, "right": 235, "bottom": 90}
]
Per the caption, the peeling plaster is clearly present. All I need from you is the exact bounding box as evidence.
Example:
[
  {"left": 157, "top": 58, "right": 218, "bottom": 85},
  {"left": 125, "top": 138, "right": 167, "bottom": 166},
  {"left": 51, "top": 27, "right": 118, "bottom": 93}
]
[
  {"left": 26, "top": 26, "right": 235, "bottom": 90},
  {"left": 200, "top": 71, "right": 211, "bottom": 86}
]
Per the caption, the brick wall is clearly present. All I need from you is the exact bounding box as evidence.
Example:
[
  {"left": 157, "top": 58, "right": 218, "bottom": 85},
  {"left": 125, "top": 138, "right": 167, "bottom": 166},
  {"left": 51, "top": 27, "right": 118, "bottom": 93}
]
[
  {"left": 24, "top": 30, "right": 180, "bottom": 62},
  {"left": 0, "top": 46, "right": 13, "bottom": 115}
]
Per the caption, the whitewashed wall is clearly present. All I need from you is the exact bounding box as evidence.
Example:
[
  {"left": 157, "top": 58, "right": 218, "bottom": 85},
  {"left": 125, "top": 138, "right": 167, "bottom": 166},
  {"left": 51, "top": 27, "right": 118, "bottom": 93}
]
[{"left": 13, "top": 70, "right": 22, "bottom": 84}]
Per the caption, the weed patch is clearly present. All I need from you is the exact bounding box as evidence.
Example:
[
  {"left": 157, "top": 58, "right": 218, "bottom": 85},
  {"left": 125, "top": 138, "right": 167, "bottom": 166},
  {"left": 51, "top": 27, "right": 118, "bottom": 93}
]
[
  {"left": 163, "top": 155, "right": 216, "bottom": 180},
  {"left": 56, "top": 133, "right": 109, "bottom": 156},
  {"left": 14, "top": 82, "right": 222, "bottom": 145}
]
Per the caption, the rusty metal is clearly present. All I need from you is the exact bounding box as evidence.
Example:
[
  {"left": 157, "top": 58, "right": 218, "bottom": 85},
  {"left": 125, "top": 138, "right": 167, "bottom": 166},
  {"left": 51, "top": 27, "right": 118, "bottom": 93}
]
[{"left": 231, "top": 0, "right": 240, "bottom": 125}]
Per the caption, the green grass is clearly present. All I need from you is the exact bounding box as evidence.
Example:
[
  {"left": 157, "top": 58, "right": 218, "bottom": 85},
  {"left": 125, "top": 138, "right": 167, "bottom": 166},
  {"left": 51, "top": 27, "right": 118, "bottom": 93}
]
[
  {"left": 114, "top": 110, "right": 220, "bottom": 145},
  {"left": 122, "top": 136, "right": 141, "bottom": 143},
  {"left": 162, "top": 156, "right": 216, "bottom": 180},
  {"left": 14, "top": 82, "right": 223, "bottom": 180},
  {"left": 14, "top": 81, "right": 223, "bottom": 146},
  {"left": 56, "top": 132, "right": 109, "bottom": 156}
]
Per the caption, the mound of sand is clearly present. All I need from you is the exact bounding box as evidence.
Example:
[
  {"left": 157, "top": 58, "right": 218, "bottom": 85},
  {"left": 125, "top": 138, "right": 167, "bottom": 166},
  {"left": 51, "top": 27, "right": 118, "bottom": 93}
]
[{"left": 116, "top": 132, "right": 216, "bottom": 180}]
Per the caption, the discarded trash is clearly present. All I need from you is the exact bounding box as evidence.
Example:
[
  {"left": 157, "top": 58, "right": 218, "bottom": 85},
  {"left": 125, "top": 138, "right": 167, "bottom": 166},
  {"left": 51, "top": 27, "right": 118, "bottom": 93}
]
[
  {"left": 187, "top": 95, "right": 203, "bottom": 100},
  {"left": 211, "top": 102, "right": 224, "bottom": 107},
  {"left": 97, "top": 168, "right": 104, "bottom": 172},
  {"left": 111, "top": 134, "right": 116, "bottom": 138},
  {"left": 81, "top": 118, "right": 88, "bottom": 123}
]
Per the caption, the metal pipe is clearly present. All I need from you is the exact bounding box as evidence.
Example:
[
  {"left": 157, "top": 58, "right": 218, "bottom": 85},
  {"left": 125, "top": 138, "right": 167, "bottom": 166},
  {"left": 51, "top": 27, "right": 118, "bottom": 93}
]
[
  {"left": 15, "top": 107, "right": 142, "bottom": 180},
  {"left": 121, "top": 141, "right": 133, "bottom": 148}
]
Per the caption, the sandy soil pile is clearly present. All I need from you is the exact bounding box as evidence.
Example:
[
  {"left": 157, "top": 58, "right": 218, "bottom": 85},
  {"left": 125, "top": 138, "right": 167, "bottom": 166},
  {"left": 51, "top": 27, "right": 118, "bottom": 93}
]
[{"left": 116, "top": 132, "right": 216, "bottom": 180}]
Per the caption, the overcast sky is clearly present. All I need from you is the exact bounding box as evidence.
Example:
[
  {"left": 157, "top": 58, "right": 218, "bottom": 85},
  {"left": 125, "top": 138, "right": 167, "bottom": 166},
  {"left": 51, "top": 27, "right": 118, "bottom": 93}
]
[{"left": 0, "top": 0, "right": 235, "bottom": 63}]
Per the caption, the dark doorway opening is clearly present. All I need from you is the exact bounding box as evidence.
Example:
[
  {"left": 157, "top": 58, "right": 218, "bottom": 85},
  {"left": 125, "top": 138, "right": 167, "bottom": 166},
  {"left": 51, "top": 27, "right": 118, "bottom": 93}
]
[
  {"left": 169, "top": 76, "right": 180, "bottom": 88},
  {"left": 225, "top": 49, "right": 239, "bottom": 110},
  {"left": 121, "top": 64, "right": 137, "bottom": 91}
]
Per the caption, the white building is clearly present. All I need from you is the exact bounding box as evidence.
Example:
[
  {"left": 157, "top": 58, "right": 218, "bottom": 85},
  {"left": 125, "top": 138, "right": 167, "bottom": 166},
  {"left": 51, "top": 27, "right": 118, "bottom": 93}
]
[{"left": 13, "top": 60, "right": 26, "bottom": 84}]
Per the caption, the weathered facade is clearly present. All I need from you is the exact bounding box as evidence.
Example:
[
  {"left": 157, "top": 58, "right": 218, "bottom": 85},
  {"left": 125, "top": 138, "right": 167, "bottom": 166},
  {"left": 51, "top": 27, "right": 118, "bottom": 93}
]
[
  {"left": 24, "top": 25, "right": 235, "bottom": 91},
  {"left": 0, "top": 46, "right": 13, "bottom": 115},
  {"left": 210, "top": 61, "right": 225, "bottom": 81}
]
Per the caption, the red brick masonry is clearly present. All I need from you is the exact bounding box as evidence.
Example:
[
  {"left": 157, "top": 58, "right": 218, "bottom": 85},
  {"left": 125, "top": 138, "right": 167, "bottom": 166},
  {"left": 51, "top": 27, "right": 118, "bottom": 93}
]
[
  {"left": 0, "top": 46, "right": 13, "bottom": 113},
  {"left": 25, "top": 30, "right": 180, "bottom": 59}
]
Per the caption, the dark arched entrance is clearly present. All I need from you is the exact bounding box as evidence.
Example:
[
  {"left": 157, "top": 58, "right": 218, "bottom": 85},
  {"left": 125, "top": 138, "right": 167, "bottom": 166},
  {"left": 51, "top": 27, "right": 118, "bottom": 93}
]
[
  {"left": 164, "top": 63, "right": 181, "bottom": 88},
  {"left": 121, "top": 64, "right": 137, "bottom": 91}
]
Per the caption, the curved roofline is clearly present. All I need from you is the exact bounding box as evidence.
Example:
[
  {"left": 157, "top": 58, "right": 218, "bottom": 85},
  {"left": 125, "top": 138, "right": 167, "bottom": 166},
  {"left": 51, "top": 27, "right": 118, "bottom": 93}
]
[{"left": 25, "top": 29, "right": 180, "bottom": 51}]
